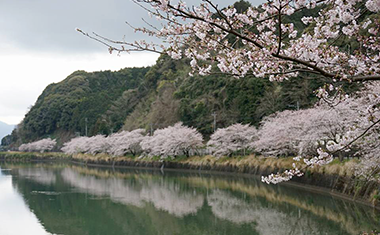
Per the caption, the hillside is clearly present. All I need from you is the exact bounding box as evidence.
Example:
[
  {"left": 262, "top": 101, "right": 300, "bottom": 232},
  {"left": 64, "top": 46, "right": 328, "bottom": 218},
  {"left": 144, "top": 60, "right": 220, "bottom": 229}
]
[
  {"left": 4, "top": 52, "right": 325, "bottom": 148},
  {"left": 7, "top": 67, "right": 149, "bottom": 146}
]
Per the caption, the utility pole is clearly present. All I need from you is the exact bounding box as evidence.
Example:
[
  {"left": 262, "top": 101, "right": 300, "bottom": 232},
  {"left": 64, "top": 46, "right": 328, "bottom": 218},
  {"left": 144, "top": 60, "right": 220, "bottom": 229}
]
[
  {"left": 211, "top": 112, "right": 217, "bottom": 133},
  {"left": 288, "top": 101, "right": 300, "bottom": 111},
  {"left": 85, "top": 118, "right": 88, "bottom": 137}
]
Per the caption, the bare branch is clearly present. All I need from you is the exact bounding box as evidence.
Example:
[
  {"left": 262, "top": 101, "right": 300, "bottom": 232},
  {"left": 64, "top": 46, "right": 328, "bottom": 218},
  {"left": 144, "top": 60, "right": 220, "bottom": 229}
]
[{"left": 350, "top": 75, "right": 380, "bottom": 82}]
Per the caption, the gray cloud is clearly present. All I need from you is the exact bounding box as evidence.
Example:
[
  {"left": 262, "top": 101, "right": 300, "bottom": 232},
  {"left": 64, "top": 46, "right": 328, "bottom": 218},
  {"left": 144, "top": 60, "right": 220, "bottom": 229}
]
[
  {"left": 0, "top": 0, "right": 144, "bottom": 53},
  {"left": 0, "top": 0, "right": 255, "bottom": 54}
]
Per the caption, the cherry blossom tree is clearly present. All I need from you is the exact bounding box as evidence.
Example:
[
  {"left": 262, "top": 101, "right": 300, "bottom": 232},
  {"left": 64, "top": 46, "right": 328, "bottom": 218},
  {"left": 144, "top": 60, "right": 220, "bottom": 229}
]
[
  {"left": 107, "top": 129, "right": 146, "bottom": 156},
  {"left": 252, "top": 105, "right": 358, "bottom": 157},
  {"left": 86, "top": 135, "right": 110, "bottom": 155},
  {"left": 140, "top": 122, "right": 203, "bottom": 158},
  {"left": 77, "top": 0, "right": 380, "bottom": 182},
  {"left": 207, "top": 123, "right": 257, "bottom": 157},
  {"left": 61, "top": 135, "right": 110, "bottom": 155},
  {"left": 355, "top": 151, "right": 380, "bottom": 182},
  {"left": 18, "top": 138, "right": 57, "bottom": 153},
  {"left": 18, "top": 143, "right": 30, "bottom": 152},
  {"left": 61, "top": 136, "right": 91, "bottom": 154},
  {"left": 261, "top": 82, "right": 380, "bottom": 183}
]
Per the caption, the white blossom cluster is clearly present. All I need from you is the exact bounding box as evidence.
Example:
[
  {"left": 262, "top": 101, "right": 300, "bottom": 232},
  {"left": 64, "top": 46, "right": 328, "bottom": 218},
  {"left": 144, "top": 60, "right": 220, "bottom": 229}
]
[
  {"left": 83, "top": 0, "right": 380, "bottom": 83},
  {"left": 61, "top": 130, "right": 146, "bottom": 156},
  {"left": 61, "top": 135, "right": 108, "bottom": 155},
  {"left": 302, "top": 148, "right": 334, "bottom": 167},
  {"left": 60, "top": 123, "right": 258, "bottom": 159},
  {"left": 261, "top": 167, "right": 304, "bottom": 184},
  {"left": 252, "top": 105, "right": 358, "bottom": 157},
  {"left": 107, "top": 129, "right": 146, "bottom": 156},
  {"left": 140, "top": 122, "right": 203, "bottom": 158},
  {"left": 207, "top": 123, "right": 257, "bottom": 157},
  {"left": 261, "top": 82, "right": 380, "bottom": 183},
  {"left": 18, "top": 138, "right": 57, "bottom": 153},
  {"left": 61, "top": 123, "right": 203, "bottom": 159}
]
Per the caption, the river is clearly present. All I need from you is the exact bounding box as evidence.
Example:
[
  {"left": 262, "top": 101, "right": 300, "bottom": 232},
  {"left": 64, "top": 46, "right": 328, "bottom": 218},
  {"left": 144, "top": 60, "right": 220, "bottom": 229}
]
[{"left": 0, "top": 162, "right": 379, "bottom": 235}]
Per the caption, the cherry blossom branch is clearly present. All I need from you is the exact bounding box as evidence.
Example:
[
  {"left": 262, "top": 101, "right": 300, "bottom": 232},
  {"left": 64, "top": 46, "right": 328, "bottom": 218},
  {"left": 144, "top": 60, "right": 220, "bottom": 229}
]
[
  {"left": 350, "top": 75, "right": 380, "bottom": 82},
  {"left": 76, "top": 28, "right": 164, "bottom": 54},
  {"left": 251, "top": 0, "right": 327, "bottom": 26},
  {"left": 334, "top": 119, "right": 380, "bottom": 153},
  {"left": 276, "top": 3, "right": 283, "bottom": 55}
]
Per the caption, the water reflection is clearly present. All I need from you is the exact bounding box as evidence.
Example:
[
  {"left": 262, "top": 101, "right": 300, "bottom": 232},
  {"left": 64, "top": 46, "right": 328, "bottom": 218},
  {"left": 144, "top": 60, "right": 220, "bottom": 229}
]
[
  {"left": 61, "top": 168, "right": 204, "bottom": 217},
  {"left": 0, "top": 168, "right": 53, "bottom": 235},
  {"left": 207, "top": 190, "right": 323, "bottom": 234},
  {"left": 2, "top": 163, "right": 380, "bottom": 235},
  {"left": 17, "top": 167, "right": 56, "bottom": 185}
]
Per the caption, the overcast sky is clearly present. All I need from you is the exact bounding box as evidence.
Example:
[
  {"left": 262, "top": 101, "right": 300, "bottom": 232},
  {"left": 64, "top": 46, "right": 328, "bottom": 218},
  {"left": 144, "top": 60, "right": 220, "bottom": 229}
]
[{"left": 0, "top": 0, "right": 264, "bottom": 125}]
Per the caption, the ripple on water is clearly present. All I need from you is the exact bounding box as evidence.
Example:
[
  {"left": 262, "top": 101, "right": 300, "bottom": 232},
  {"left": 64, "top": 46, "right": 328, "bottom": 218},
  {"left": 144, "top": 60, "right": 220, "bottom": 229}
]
[{"left": 31, "top": 191, "right": 62, "bottom": 196}]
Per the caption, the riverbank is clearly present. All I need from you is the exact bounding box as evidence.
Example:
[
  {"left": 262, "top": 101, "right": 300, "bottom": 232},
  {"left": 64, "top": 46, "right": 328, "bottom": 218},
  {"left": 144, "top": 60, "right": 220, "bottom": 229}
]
[{"left": 0, "top": 151, "right": 379, "bottom": 208}]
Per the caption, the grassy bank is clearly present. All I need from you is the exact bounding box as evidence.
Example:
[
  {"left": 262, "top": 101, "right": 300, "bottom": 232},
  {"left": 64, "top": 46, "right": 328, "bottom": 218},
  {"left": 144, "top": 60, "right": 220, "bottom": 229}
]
[
  {"left": 0, "top": 151, "right": 69, "bottom": 161},
  {"left": 0, "top": 151, "right": 357, "bottom": 177},
  {"left": 0, "top": 151, "right": 379, "bottom": 207}
]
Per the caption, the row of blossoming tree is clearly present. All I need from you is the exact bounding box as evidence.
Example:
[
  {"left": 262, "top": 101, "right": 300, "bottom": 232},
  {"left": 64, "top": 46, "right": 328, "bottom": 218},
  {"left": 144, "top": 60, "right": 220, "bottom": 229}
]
[
  {"left": 19, "top": 80, "right": 379, "bottom": 182},
  {"left": 60, "top": 82, "right": 378, "bottom": 161},
  {"left": 59, "top": 123, "right": 258, "bottom": 158}
]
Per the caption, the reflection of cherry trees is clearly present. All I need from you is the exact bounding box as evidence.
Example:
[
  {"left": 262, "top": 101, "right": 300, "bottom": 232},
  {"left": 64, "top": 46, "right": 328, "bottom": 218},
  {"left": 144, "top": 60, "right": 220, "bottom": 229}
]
[
  {"left": 12, "top": 165, "right": 378, "bottom": 234},
  {"left": 140, "top": 182, "right": 204, "bottom": 217},
  {"left": 61, "top": 168, "right": 204, "bottom": 217},
  {"left": 207, "top": 190, "right": 259, "bottom": 224},
  {"left": 16, "top": 168, "right": 56, "bottom": 185},
  {"left": 61, "top": 168, "right": 144, "bottom": 207},
  {"left": 59, "top": 168, "right": 349, "bottom": 233},
  {"left": 207, "top": 190, "right": 334, "bottom": 235}
]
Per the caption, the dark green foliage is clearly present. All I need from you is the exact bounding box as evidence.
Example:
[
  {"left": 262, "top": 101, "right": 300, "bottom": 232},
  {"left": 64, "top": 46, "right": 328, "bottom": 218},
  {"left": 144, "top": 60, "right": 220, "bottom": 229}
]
[
  {"left": 0, "top": 135, "right": 11, "bottom": 150},
  {"left": 15, "top": 67, "right": 149, "bottom": 143},
  {"left": 233, "top": 0, "right": 251, "bottom": 13},
  {"left": 175, "top": 74, "right": 268, "bottom": 136}
]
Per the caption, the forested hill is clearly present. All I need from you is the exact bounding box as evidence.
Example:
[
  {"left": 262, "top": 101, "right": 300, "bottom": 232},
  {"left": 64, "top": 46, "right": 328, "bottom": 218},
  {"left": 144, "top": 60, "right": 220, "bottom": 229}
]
[
  {"left": 8, "top": 67, "right": 149, "bottom": 146},
  {"left": 6, "top": 52, "right": 324, "bottom": 147},
  {"left": 4, "top": 0, "right": 355, "bottom": 147}
]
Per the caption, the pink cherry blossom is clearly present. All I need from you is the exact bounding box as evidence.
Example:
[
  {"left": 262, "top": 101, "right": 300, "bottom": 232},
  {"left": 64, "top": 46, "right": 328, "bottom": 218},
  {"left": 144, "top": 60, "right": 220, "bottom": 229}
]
[{"left": 19, "top": 138, "right": 57, "bottom": 153}]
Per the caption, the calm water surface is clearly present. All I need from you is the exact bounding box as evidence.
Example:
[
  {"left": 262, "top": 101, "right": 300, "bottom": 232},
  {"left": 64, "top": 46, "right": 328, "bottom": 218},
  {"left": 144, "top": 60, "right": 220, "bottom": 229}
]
[{"left": 0, "top": 162, "right": 379, "bottom": 235}]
